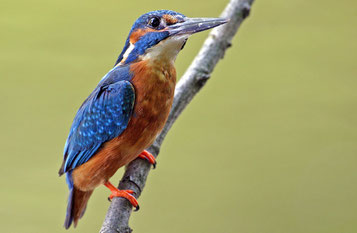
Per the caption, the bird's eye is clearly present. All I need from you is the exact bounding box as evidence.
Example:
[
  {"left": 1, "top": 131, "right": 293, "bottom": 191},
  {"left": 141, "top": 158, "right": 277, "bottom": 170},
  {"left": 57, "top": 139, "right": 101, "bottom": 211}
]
[{"left": 148, "top": 17, "right": 161, "bottom": 28}]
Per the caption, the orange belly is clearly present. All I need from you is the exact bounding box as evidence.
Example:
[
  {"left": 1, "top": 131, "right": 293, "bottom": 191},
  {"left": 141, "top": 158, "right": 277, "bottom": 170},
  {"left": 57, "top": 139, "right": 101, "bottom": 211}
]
[{"left": 72, "top": 60, "right": 176, "bottom": 191}]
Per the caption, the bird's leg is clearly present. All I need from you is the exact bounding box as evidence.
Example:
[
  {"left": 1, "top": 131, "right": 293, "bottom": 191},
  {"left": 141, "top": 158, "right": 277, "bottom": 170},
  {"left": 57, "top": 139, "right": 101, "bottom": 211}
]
[
  {"left": 104, "top": 181, "right": 139, "bottom": 211},
  {"left": 138, "top": 150, "right": 156, "bottom": 168}
]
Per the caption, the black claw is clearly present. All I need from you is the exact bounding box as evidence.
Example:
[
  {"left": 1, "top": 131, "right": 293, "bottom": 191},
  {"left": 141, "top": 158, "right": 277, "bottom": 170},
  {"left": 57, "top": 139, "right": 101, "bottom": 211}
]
[
  {"left": 108, "top": 197, "right": 112, "bottom": 202},
  {"left": 134, "top": 205, "right": 140, "bottom": 211},
  {"left": 152, "top": 161, "right": 157, "bottom": 169}
]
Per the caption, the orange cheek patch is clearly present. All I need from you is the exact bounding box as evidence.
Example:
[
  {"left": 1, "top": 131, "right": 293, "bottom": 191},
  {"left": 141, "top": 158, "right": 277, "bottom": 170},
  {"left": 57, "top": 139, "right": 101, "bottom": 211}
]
[
  {"left": 129, "top": 27, "right": 166, "bottom": 44},
  {"left": 163, "top": 14, "right": 178, "bottom": 25},
  {"left": 130, "top": 29, "right": 147, "bottom": 44}
]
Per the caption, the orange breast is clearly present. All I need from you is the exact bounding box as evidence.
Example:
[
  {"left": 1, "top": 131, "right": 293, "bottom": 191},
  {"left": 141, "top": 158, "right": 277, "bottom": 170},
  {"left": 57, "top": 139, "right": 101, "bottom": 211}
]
[{"left": 72, "top": 60, "right": 176, "bottom": 191}]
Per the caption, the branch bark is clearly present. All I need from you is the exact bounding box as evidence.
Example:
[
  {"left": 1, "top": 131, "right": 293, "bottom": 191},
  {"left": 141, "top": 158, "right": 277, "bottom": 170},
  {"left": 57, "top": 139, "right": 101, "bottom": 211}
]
[{"left": 100, "top": 0, "right": 254, "bottom": 232}]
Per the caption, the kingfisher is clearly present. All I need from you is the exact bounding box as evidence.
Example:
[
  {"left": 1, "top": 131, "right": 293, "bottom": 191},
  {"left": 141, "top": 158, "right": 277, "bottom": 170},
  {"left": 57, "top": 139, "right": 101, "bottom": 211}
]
[{"left": 59, "top": 10, "right": 227, "bottom": 229}]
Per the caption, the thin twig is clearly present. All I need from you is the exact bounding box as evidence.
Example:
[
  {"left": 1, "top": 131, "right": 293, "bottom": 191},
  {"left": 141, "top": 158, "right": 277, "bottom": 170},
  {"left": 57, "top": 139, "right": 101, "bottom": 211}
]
[{"left": 100, "top": 0, "right": 254, "bottom": 232}]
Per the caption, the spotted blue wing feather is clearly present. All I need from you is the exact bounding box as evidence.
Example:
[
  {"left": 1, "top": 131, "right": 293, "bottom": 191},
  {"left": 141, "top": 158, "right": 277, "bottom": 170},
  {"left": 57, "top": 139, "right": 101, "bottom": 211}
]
[{"left": 61, "top": 77, "right": 135, "bottom": 174}]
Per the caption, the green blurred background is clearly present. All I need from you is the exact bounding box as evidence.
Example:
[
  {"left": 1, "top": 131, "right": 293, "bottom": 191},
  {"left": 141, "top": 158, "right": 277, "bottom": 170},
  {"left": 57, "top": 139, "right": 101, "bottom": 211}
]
[{"left": 1, "top": 0, "right": 356, "bottom": 232}]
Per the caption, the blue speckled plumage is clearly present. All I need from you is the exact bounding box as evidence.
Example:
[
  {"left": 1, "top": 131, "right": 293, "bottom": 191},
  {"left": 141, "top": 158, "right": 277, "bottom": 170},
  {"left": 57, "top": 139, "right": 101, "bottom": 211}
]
[{"left": 62, "top": 65, "right": 135, "bottom": 173}]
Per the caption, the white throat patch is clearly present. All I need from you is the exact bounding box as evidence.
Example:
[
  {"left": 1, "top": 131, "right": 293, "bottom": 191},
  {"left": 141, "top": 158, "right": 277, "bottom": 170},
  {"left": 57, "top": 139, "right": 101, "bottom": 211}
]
[{"left": 141, "top": 35, "right": 189, "bottom": 64}]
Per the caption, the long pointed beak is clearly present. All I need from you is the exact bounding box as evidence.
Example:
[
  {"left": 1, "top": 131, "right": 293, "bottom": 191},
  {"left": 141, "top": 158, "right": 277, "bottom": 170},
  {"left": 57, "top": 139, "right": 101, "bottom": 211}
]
[{"left": 167, "top": 17, "right": 228, "bottom": 36}]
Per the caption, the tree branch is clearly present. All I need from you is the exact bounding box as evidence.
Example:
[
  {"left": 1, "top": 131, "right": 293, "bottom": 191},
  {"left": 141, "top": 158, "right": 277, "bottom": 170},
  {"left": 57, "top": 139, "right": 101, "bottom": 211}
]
[{"left": 99, "top": 0, "right": 254, "bottom": 232}]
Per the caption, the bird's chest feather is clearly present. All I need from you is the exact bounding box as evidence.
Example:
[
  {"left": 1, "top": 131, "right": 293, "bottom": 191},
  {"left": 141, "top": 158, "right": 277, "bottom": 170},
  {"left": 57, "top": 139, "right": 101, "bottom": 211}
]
[
  {"left": 129, "top": 61, "right": 176, "bottom": 143},
  {"left": 118, "top": 60, "right": 176, "bottom": 154}
]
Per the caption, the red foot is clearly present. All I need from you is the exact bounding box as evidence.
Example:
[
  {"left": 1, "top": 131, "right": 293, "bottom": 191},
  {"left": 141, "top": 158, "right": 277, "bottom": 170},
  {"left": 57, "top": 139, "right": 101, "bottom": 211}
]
[
  {"left": 138, "top": 150, "right": 157, "bottom": 168},
  {"left": 104, "top": 181, "right": 139, "bottom": 211}
]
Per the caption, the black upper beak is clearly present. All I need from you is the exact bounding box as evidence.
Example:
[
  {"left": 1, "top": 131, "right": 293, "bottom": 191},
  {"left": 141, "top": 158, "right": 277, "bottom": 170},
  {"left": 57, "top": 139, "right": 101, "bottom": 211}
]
[{"left": 167, "top": 17, "right": 228, "bottom": 36}]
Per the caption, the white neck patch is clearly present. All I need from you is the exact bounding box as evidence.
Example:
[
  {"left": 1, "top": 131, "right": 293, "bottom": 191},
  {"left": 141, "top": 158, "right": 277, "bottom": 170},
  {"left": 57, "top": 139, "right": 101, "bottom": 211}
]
[{"left": 118, "top": 42, "right": 135, "bottom": 65}]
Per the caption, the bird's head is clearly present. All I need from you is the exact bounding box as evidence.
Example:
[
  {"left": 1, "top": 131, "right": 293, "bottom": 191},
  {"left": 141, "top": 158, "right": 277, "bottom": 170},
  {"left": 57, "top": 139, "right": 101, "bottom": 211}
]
[{"left": 115, "top": 10, "right": 227, "bottom": 66}]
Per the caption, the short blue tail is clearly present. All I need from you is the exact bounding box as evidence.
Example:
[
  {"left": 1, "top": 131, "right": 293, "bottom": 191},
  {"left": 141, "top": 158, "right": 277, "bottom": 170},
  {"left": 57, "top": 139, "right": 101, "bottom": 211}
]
[
  {"left": 63, "top": 171, "right": 93, "bottom": 229},
  {"left": 64, "top": 172, "right": 74, "bottom": 229}
]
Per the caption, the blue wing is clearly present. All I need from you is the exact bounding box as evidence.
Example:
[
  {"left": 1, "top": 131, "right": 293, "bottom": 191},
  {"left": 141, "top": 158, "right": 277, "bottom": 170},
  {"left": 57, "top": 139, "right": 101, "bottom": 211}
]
[{"left": 60, "top": 67, "right": 135, "bottom": 174}]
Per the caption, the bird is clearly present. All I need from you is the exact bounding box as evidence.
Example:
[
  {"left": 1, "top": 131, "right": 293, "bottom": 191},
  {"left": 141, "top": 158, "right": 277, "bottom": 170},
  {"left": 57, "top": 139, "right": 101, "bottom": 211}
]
[{"left": 59, "top": 10, "right": 227, "bottom": 229}]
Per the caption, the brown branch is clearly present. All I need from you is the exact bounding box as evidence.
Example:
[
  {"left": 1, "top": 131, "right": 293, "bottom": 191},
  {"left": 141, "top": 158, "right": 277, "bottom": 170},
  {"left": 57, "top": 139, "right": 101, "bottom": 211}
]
[{"left": 99, "top": 0, "right": 254, "bottom": 232}]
